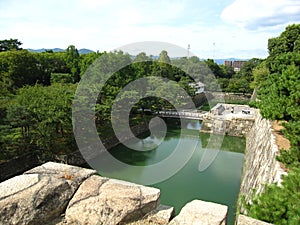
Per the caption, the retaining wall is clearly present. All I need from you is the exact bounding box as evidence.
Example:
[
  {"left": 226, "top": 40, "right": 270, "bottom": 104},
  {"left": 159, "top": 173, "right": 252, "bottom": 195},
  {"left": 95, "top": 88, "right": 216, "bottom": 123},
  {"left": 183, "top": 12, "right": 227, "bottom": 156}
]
[
  {"left": 200, "top": 104, "right": 256, "bottom": 137},
  {"left": 211, "top": 92, "right": 251, "bottom": 102},
  {"left": 238, "top": 112, "right": 286, "bottom": 213},
  {"left": 0, "top": 122, "right": 151, "bottom": 181}
]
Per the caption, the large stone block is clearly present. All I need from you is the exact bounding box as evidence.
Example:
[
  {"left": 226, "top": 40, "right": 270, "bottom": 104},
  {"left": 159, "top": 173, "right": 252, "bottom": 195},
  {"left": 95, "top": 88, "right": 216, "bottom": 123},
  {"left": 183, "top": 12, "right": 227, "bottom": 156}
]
[
  {"left": 0, "top": 162, "right": 96, "bottom": 225},
  {"left": 64, "top": 175, "right": 160, "bottom": 224},
  {"left": 125, "top": 204, "right": 174, "bottom": 225},
  {"left": 24, "top": 161, "right": 97, "bottom": 192},
  {"left": 169, "top": 200, "right": 227, "bottom": 225}
]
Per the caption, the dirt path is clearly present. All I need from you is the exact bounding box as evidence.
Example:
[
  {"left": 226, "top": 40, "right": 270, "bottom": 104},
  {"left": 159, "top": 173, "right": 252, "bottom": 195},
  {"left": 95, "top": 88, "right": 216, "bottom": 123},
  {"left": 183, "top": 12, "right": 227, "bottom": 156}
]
[{"left": 271, "top": 120, "right": 290, "bottom": 151}]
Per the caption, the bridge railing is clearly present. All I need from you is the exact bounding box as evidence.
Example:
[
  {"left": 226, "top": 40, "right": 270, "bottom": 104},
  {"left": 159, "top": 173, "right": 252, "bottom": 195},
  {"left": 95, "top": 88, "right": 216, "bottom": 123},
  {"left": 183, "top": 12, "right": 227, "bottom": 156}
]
[{"left": 155, "top": 110, "right": 207, "bottom": 119}]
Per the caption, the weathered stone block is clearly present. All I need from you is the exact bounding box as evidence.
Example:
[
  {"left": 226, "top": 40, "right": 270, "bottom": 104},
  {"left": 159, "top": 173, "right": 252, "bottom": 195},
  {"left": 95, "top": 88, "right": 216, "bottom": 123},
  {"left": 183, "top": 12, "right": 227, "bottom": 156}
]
[
  {"left": 0, "top": 162, "right": 96, "bottom": 225},
  {"left": 64, "top": 175, "right": 160, "bottom": 224},
  {"left": 24, "top": 161, "right": 97, "bottom": 192},
  {"left": 169, "top": 200, "right": 227, "bottom": 225}
]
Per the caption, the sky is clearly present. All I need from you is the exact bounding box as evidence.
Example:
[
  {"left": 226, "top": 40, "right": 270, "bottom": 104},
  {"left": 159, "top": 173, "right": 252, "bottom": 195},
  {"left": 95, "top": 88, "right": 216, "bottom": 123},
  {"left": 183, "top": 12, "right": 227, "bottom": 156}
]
[{"left": 1, "top": 0, "right": 300, "bottom": 59}]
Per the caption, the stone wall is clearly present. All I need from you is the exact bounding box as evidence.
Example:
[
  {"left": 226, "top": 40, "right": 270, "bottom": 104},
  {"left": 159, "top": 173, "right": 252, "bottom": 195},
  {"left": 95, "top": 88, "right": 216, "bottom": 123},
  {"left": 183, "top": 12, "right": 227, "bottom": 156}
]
[
  {"left": 55, "top": 121, "right": 151, "bottom": 165},
  {"left": 201, "top": 116, "right": 255, "bottom": 137},
  {"left": 211, "top": 92, "right": 251, "bottom": 102},
  {"left": 0, "top": 122, "right": 152, "bottom": 181},
  {"left": 200, "top": 104, "right": 256, "bottom": 137},
  {"left": 0, "top": 153, "right": 40, "bottom": 182},
  {"left": 238, "top": 112, "right": 286, "bottom": 213}
]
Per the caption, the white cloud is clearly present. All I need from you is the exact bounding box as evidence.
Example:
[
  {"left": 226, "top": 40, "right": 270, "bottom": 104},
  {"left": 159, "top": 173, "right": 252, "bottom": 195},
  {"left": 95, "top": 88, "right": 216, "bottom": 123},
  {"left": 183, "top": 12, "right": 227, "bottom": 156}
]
[
  {"left": 221, "top": 0, "right": 300, "bottom": 30},
  {"left": 0, "top": 0, "right": 292, "bottom": 59}
]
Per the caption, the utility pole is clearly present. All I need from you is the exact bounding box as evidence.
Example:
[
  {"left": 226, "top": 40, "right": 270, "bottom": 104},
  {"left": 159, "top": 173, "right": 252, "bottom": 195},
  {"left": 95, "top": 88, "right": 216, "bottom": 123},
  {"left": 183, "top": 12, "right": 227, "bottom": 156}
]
[
  {"left": 187, "top": 44, "right": 191, "bottom": 74},
  {"left": 187, "top": 44, "right": 190, "bottom": 58},
  {"left": 213, "top": 42, "right": 215, "bottom": 61}
]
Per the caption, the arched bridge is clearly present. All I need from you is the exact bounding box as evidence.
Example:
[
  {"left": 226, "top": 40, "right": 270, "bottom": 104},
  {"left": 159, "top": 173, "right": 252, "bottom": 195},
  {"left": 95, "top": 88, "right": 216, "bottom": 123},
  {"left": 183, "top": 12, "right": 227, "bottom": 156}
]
[{"left": 155, "top": 110, "right": 208, "bottom": 120}]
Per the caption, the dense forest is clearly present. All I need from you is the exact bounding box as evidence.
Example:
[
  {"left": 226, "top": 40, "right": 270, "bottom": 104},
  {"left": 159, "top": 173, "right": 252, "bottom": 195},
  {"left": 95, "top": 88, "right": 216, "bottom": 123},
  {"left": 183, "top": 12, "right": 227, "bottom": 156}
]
[{"left": 0, "top": 38, "right": 255, "bottom": 162}]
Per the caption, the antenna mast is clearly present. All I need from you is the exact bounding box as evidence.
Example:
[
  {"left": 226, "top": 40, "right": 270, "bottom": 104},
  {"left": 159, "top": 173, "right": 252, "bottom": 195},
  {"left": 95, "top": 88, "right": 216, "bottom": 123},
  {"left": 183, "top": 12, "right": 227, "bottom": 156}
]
[
  {"left": 187, "top": 44, "right": 191, "bottom": 74},
  {"left": 213, "top": 42, "right": 215, "bottom": 61}
]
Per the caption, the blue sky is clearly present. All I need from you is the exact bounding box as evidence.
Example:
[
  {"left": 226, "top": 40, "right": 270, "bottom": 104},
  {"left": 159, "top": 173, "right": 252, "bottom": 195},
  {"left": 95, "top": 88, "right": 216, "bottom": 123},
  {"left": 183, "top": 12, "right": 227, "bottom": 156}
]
[{"left": 1, "top": 0, "right": 300, "bottom": 58}]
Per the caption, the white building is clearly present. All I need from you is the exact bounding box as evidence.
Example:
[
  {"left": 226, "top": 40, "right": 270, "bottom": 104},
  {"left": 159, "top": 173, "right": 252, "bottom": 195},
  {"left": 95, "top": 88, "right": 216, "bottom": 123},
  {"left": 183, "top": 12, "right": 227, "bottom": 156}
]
[{"left": 189, "top": 81, "right": 205, "bottom": 94}]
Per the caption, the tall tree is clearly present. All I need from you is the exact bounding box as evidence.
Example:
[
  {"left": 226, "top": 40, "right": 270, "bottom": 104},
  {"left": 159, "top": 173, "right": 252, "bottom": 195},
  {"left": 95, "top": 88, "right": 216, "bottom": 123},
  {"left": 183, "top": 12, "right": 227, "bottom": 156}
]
[
  {"left": 66, "top": 45, "right": 80, "bottom": 83},
  {"left": 155, "top": 50, "right": 173, "bottom": 79},
  {"left": 158, "top": 50, "right": 171, "bottom": 64}
]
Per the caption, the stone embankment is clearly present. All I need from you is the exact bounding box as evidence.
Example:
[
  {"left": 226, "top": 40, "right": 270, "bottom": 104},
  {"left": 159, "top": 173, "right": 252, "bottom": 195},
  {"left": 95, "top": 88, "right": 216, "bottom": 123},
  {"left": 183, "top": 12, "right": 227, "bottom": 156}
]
[
  {"left": 0, "top": 122, "right": 152, "bottom": 182},
  {"left": 200, "top": 104, "right": 285, "bottom": 223},
  {"left": 201, "top": 104, "right": 256, "bottom": 137},
  {"left": 210, "top": 92, "right": 251, "bottom": 102},
  {"left": 238, "top": 112, "right": 287, "bottom": 213}
]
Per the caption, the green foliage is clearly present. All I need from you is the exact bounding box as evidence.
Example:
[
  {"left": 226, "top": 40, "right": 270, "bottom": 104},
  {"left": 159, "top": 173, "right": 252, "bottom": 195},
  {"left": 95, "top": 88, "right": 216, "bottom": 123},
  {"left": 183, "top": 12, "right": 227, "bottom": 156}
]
[
  {"left": 220, "top": 64, "right": 235, "bottom": 78},
  {"left": 0, "top": 39, "right": 22, "bottom": 52},
  {"left": 258, "top": 64, "right": 300, "bottom": 121},
  {"left": 250, "top": 61, "right": 270, "bottom": 89},
  {"left": 158, "top": 50, "right": 171, "bottom": 64},
  {"left": 79, "top": 51, "right": 102, "bottom": 77},
  {"left": 66, "top": 45, "right": 80, "bottom": 83},
  {"left": 51, "top": 73, "right": 73, "bottom": 84},
  {"left": 249, "top": 24, "right": 300, "bottom": 225},
  {"left": 3, "top": 84, "right": 77, "bottom": 160},
  {"left": 204, "top": 59, "right": 223, "bottom": 78},
  {"left": 226, "top": 77, "right": 251, "bottom": 93},
  {"left": 0, "top": 50, "right": 47, "bottom": 91},
  {"left": 245, "top": 167, "right": 300, "bottom": 225},
  {"left": 268, "top": 24, "right": 300, "bottom": 59}
]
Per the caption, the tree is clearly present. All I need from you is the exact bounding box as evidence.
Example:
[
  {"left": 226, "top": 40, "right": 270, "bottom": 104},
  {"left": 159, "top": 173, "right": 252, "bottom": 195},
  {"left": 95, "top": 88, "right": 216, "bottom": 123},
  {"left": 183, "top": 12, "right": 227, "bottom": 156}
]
[
  {"left": 4, "top": 84, "right": 77, "bottom": 160},
  {"left": 246, "top": 167, "right": 300, "bottom": 225},
  {"left": 204, "top": 59, "right": 223, "bottom": 78},
  {"left": 66, "top": 45, "right": 80, "bottom": 83},
  {"left": 132, "top": 52, "right": 153, "bottom": 79},
  {"left": 268, "top": 24, "right": 300, "bottom": 59},
  {"left": 226, "top": 77, "right": 251, "bottom": 93},
  {"left": 237, "top": 58, "right": 262, "bottom": 81},
  {"left": 0, "top": 50, "right": 47, "bottom": 91},
  {"left": 0, "top": 39, "right": 22, "bottom": 52},
  {"left": 155, "top": 50, "right": 173, "bottom": 80},
  {"left": 79, "top": 51, "right": 102, "bottom": 77},
  {"left": 250, "top": 61, "right": 270, "bottom": 89},
  {"left": 220, "top": 64, "right": 235, "bottom": 79},
  {"left": 258, "top": 25, "right": 300, "bottom": 122},
  {"left": 158, "top": 50, "right": 171, "bottom": 64},
  {"left": 249, "top": 24, "right": 300, "bottom": 224}
]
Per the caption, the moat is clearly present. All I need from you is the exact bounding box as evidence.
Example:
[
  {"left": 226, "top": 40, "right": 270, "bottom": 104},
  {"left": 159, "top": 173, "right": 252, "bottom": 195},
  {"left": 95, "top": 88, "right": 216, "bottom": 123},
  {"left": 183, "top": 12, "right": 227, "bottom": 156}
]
[{"left": 99, "top": 119, "right": 245, "bottom": 224}]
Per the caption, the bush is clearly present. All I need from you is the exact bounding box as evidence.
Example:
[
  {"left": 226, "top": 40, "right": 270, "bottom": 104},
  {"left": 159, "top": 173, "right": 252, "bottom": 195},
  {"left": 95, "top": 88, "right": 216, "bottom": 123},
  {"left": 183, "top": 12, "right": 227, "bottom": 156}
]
[{"left": 245, "top": 167, "right": 300, "bottom": 225}]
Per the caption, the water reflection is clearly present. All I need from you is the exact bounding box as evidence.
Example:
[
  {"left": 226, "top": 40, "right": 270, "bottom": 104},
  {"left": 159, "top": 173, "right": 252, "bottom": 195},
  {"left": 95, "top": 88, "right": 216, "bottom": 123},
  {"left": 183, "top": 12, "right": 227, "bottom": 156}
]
[{"left": 103, "top": 119, "right": 244, "bottom": 225}]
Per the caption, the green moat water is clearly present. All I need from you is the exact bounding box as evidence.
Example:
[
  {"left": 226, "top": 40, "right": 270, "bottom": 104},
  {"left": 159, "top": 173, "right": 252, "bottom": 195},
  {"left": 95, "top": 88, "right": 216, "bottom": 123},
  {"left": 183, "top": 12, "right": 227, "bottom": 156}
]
[{"left": 101, "top": 119, "right": 245, "bottom": 224}]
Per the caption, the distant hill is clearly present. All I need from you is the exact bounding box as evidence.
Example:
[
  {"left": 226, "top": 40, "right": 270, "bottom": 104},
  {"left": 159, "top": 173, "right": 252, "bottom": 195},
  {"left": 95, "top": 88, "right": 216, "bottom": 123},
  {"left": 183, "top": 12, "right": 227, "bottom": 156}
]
[
  {"left": 78, "top": 48, "right": 94, "bottom": 54},
  {"left": 26, "top": 49, "right": 248, "bottom": 62},
  {"left": 27, "top": 48, "right": 94, "bottom": 54}
]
